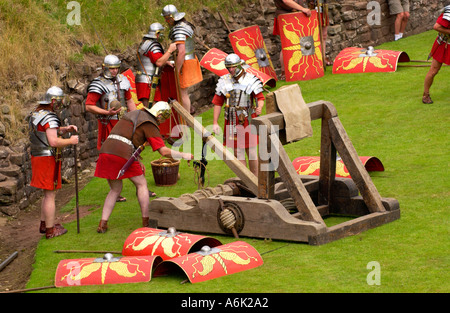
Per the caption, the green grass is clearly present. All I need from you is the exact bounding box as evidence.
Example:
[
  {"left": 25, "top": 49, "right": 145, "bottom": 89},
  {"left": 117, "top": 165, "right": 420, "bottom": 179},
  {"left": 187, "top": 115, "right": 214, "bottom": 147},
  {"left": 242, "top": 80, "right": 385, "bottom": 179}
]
[{"left": 26, "top": 30, "right": 449, "bottom": 293}]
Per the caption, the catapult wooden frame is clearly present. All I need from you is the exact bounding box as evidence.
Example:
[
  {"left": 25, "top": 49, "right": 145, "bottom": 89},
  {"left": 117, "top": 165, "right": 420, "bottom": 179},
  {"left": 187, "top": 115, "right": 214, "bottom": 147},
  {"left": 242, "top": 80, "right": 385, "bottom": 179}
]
[{"left": 148, "top": 96, "right": 400, "bottom": 245}]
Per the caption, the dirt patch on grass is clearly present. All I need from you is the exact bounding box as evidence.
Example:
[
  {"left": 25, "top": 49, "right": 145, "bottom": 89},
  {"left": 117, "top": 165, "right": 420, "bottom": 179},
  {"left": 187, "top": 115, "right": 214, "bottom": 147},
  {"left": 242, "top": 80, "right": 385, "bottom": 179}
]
[{"left": 0, "top": 170, "right": 94, "bottom": 292}]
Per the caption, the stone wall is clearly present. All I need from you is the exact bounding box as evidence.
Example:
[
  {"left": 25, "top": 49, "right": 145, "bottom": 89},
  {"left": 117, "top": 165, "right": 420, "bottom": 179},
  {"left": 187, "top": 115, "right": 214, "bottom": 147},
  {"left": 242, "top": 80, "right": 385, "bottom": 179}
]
[{"left": 0, "top": 0, "right": 446, "bottom": 215}]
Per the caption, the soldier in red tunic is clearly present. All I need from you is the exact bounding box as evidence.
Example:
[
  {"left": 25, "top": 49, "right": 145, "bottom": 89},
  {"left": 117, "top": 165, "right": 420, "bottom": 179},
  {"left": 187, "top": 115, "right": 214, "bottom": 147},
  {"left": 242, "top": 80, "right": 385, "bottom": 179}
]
[
  {"left": 136, "top": 22, "right": 177, "bottom": 108},
  {"left": 212, "top": 54, "right": 265, "bottom": 176},
  {"left": 29, "top": 86, "right": 79, "bottom": 239},
  {"left": 94, "top": 101, "right": 193, "bottom": 233},
  {"left": 423, "top": 5, "right": 450, "bottom": 104}
]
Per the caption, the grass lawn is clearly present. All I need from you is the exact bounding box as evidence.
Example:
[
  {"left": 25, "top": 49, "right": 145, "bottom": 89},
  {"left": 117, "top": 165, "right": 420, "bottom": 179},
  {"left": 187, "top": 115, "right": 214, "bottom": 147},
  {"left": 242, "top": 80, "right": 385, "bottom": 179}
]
[{"left": 26, "top": 30, "right": 449, "bottom": 293}]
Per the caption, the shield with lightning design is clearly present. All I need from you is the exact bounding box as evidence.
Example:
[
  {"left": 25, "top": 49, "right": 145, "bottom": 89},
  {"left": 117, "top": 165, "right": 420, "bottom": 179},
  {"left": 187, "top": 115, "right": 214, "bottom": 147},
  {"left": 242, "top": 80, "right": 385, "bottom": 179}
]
[
  {"left": 292, "top": 156, "right": 385, "bottom": 178},
  {"left": 200, "top": 48, "right": 276, "bottom": 87},
  {"left": 153, "top": 241, "right": 263, "bottom": 283},
  {"left": 121, "top": 227, "right": 222, "bottom": 260},
  {"left": 229, "top": 25, "right": 277, "bottom": 81},
  {"left": 55, "top": 255, "right": 161, "bottom": 287},
  {"left": 332, "top": 47, "right": 410, "bottom": 74},
  {"left": 278, "top": 11, "right": 324, "bottom": 81}
]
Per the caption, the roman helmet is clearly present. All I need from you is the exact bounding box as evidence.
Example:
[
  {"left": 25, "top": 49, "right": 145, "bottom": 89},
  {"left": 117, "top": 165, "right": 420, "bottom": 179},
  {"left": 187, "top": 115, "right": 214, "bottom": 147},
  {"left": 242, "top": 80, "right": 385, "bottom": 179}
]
[
  {"left": 161, "top": 4, "right": 185, "bottom": 21},
  {"left": 38, "top": 86, "right": 65, "bottom": 108},
  {"left": 146, "top": 101, "right": 171, "bottom": 121},
  {"left": 102, "top": 54, "right": 121, "bottom": 79},
  {"left": 144, "top": 22, "right": 165, "bottom": 40},
  {"left": 224, "top": 53, "right": 245, "bottom": 78}
]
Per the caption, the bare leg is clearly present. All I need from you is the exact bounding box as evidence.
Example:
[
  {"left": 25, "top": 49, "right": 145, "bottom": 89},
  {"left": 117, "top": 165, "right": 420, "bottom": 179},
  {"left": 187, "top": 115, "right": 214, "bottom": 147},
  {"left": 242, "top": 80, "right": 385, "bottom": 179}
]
[
  {"left": 41, "top": 189, "right": 56, "bottom": 228},
  {"left": 101, "top": 179, "right": 123, "bottom": 221},
  {"left": 234, "top": 147, "right": 247, "bottom": 168},
  {"left": 128, "top": 174, "right": 150, "bottom": 219},
  {"left": 423, "top": 58, "right": 442, "bottom": 103},
  {"left": 400, "top": 11, "right": 409, "bottom": 34},
  {"left": 180, "top": 88, "right": 194, "bottom": 114}
]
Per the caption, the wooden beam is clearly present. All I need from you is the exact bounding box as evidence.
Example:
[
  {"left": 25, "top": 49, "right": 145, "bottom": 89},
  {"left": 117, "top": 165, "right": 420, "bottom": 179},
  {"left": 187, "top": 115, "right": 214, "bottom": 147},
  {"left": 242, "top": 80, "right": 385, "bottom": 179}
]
[
  {"left": 170, "top": 100, "right": 258, "bottom": 195},
  {"left": 318, "top": 102, "right": 338, "bottom": 206},
  {"left": 270, "top": 131, "right": 325, "bottom": 225},
  {"left": 328, "top": 116, "right": 385, "bottom": 213}
]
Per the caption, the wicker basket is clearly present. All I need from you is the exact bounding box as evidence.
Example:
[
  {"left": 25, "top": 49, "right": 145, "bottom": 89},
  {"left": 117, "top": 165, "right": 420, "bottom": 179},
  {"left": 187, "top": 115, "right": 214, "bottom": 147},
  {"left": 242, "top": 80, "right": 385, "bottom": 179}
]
[{"left": 150, "top": 158, "right": 180, "bottom": 186}]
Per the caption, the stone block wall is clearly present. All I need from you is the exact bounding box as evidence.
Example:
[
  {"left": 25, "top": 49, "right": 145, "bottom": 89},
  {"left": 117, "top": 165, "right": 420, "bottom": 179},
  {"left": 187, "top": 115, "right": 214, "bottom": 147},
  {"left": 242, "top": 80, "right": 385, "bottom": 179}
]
[{"left": 0, "top": 0, "right": 446, "bottom": 215}]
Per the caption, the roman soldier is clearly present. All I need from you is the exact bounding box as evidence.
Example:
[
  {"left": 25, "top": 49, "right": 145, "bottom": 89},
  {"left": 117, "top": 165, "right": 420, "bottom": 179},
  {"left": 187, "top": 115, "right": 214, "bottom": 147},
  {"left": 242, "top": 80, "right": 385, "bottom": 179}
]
[
  {"left": 212, "top": 54, "right": 265, "bottom": 176},
  {"left": 94, "top": 101, "right": 193, "bottom": 233},
  {"left": 423, "top": 5, "right": 450, "bottom": 104},
  {"left": 136, "top": 22, "right": 177, "bottom": 108},
  {"left": 29, "top": 86, "right": 79, "bottom": 239},
  {"left": 85, "top": 54, "right": 137, "bottom": 151},
  {"left": 161, "top": 4, "right": 203, "bottom": 114}
]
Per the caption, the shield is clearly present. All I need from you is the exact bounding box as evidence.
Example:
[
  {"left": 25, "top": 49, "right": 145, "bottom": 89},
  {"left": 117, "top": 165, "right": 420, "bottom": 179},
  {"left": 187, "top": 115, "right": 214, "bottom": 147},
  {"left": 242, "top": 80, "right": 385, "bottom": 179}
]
[
  {"left": 121, "top": 227, "right": 222, "bottom": 260},
  {"left": 200, "top": 48, "right": 276, "bottom": 88},
  {"left": 153, "top": 241, "right": 263, "bottom": 283},
  {"left": 332, "top": 47, "right": 410, "bottom": 74},
  {"left": 122, "top": 69, "right": 143, "bottom": 108},
  {"left": 229, "top": 25, "right": 277, "bottom": 81},
  {"left": 55, "top": 254, "right": 161, "bottom": 287},
  {"left": 278, "top": 11, "right": 324, "bottom": 81},
  {"left": 200, "top": 48, "right": 229, "bottom": 77},
  {"left": 292, "top": 156, "right": 385, "bottom": 178}
]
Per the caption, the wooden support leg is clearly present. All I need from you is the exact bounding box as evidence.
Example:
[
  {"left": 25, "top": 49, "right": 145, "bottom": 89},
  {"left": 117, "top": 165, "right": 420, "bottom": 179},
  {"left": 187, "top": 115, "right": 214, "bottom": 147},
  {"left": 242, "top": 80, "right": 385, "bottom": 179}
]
[{"left": 328, "top": 116, "right": 385, "bottom": 213}]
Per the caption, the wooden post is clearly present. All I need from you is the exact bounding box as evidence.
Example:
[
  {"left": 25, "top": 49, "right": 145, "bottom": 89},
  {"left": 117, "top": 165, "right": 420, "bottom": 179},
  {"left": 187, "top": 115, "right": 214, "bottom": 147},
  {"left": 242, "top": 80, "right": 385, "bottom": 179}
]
[{"left": 169, "top": 100, "right": 258, "bottom": 195}]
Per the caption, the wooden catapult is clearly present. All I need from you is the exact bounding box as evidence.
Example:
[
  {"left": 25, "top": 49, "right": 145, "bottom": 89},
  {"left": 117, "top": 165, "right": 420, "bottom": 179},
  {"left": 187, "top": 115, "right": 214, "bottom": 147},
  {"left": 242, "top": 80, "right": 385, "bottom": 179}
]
[{"left": 149, "top": 87, "right": 400, "bottom": 245}]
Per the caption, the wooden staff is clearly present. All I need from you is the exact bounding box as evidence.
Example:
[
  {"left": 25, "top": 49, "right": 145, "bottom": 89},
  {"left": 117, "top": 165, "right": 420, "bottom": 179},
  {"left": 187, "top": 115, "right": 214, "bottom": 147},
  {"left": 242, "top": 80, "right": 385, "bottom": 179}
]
[
  {"left": 74, "top": 143, "right": 80, "bottom": 233},
  {"left": 317, "top": 1, "right": 327, "bottom": 70}
]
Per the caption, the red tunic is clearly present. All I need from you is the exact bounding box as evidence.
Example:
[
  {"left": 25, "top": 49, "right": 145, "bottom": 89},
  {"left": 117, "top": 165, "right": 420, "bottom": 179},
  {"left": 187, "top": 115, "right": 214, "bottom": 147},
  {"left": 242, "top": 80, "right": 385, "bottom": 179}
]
[
  {"left": 213, "top": 92, "right": 265, "bottom": 149},
  {"left": 430, "top": 13, "right": 450, "bottom": 65},
  {"left": 94, "top": 124, "right": 165, "bottom": 180},
  {"left": 136, "top": 51, "right": 163, "bottom": 101},
  {"left": 30, "top": 123, "right": 62, "bottom": 190}
]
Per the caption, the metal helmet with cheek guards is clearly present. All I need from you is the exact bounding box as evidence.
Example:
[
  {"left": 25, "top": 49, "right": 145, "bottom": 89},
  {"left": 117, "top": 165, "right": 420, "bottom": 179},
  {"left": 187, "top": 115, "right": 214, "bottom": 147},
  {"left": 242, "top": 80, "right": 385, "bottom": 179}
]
[
  {"left": 38, "top": 86, "right": 65, "bottom": 107},
  {"left": 144, "top": 22, "right": 165, "bottom": 40},
  {"left": 102, "top": 54, "right": 121, "bottom": 79},
  {"left": 161, "top": 4, "right": 186, "bottom": 21},
  {"left": 224, "top": 53, "right": 245, "bottom": 78},
  {"left": 145, "top": 101, "right": 171, "bottom": 121}
]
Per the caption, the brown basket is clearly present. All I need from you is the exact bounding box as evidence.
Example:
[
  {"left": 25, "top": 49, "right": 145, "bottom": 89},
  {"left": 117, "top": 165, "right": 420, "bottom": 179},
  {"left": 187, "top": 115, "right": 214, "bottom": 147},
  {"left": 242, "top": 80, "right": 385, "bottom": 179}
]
[{"left": 150, "top": 158, "right": 180, "bottom": 186}]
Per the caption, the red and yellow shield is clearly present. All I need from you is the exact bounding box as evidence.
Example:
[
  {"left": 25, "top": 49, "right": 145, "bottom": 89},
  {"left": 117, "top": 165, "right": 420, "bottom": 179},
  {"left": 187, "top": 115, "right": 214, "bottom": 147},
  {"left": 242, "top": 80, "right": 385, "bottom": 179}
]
[
  {"left": 153, "top": 241, "right": 263, "bottom": 284},
  {"left": 332, "top": 47, "right": 410, "bottom": 74},
  {"left": 229, "top": 25, "right": 277, "bottom": 81},
  {"left": 200, "top": 48, "right": 276, "bottom": 87},
  {"left": 278, "top": 11, "right": 324, "bottom": 81},
  {"left": 200, "top": 48, "right": 229, "bottom": 77},
  {"left": 292, "top": 156, "right": 385, "bottom": 178},
  {"left": 55, "top": 255, "right": 161, "bottom": 287},
  {"left": 121, "top": 227, "right": 222, "bottom": 260},
  {"left": 122, "top": 69, "right": 142, "bottom": 108}
]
